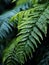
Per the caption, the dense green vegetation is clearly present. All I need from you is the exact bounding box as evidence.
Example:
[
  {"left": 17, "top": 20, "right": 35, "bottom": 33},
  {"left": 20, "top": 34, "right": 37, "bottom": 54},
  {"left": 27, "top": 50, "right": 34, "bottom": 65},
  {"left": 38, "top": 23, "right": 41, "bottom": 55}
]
[{"left": 0, "top": 0, "right": 49, "bottom": 65}]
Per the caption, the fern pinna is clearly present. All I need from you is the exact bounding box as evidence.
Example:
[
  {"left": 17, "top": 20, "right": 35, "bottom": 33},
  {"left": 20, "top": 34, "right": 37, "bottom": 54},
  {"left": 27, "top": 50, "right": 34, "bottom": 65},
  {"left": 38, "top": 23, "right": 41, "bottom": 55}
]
[{"left": 3, "top": 1, "right": 49, "bottom": 65}]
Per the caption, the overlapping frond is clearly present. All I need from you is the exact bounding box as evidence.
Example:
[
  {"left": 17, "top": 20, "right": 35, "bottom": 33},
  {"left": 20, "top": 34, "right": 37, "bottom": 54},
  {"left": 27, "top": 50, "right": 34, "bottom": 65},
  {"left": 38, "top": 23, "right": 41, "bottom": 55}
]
[
  {"left": 0, "top": 0, "right": 33, "bottom": 42},
  {"left": 3, "top": 3, "right": 49, "bottom": 65},
  {"left": 0, "top": 21, "right": 17, "bottom": 43}
]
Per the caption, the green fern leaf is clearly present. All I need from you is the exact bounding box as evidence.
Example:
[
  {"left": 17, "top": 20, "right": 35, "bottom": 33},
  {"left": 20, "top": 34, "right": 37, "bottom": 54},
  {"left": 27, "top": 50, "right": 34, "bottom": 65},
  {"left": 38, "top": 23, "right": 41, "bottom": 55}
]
[{"left": 3, "top": 3, "right": 49, "bottom": 65}]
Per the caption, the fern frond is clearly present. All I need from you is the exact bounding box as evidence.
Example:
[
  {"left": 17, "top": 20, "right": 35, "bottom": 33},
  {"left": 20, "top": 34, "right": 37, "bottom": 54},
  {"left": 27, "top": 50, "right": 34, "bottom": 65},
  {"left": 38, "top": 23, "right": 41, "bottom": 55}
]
[
  {"left": 0, "top": 0, "right": 33, "bottom": 42},
  {"left": 3, "top": 3, "right": 49, "bottom": 65},
  {"left": 0, "top": 20, "right": 17, "bottom": 43}
]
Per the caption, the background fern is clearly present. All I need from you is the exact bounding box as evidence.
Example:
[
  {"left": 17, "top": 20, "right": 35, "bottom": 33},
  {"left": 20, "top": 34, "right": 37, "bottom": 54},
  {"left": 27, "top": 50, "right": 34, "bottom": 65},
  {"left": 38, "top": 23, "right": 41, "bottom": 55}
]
[{"left": 0, "top": 0, "right": 33, "bottom": 44}]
